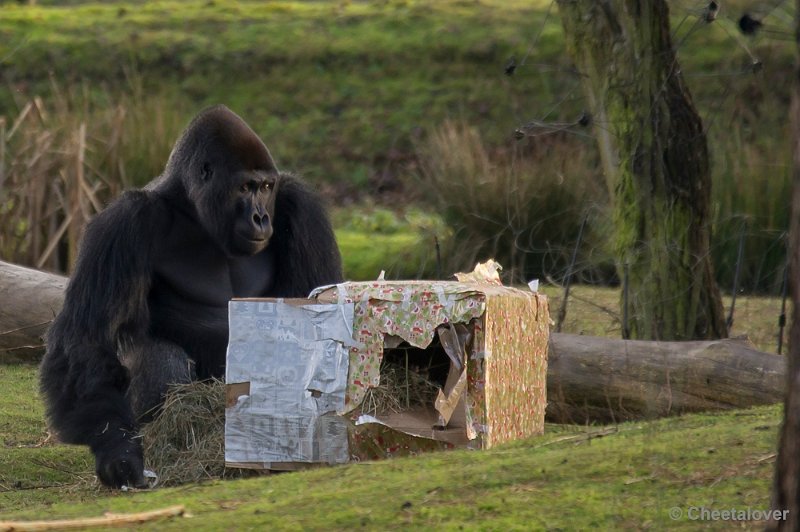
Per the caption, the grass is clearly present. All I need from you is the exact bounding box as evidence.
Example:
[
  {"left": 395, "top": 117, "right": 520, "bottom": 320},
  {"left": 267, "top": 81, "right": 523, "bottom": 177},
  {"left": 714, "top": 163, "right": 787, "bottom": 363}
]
[
  {"left": 0, "top": 1, "right": 795, "bottom": 289},
  {"left": 0, "top": 0, "right": 563, "bottom": 189},
  {"left": 0, "top": 361, "right": 782, "bottom": 529},
  {"left": 335, "top": 207, "right": 447, "bottom": 280},
  {"left": 0, "top": 0, "right": 792, "bottom": 194},
  {"left": 541, "top": 285, "right": 787, "bottom": 354},
  {"left": 0, "top": 285, "right": 787, "bottom": 528},
  {"left": 0, "top": 5, "right": 792, "bottom": 522}
]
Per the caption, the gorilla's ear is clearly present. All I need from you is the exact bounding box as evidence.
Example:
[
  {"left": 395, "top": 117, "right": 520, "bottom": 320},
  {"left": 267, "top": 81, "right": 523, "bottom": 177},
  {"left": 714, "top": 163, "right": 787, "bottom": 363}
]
[{"left": 165, "top": 105, "right": 278, "bottom": 181}]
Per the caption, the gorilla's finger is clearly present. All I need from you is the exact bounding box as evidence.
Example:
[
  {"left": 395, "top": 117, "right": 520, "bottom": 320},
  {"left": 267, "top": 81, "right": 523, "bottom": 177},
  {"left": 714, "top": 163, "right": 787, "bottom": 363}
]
[{"left": 94, "top": 438, "right": 147, "bottom": 489}]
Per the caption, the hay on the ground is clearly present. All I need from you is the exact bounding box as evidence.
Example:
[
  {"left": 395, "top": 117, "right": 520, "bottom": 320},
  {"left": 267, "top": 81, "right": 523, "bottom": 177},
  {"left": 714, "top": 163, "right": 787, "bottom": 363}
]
[
  {"left": 143, "top": 360, "right": 440, "bottom": 484},
  {"left": 360, "top": 360, "right": 441, "bottom": 416},
  {"left": 140, "top": 379, "right": 255, "bottom": 486}
]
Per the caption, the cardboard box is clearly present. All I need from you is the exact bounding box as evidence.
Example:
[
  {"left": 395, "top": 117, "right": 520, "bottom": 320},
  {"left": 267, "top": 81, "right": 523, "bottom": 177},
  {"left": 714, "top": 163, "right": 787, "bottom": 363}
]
[{"left": 225, "top": 281, "right": 549, "bottom": 470}]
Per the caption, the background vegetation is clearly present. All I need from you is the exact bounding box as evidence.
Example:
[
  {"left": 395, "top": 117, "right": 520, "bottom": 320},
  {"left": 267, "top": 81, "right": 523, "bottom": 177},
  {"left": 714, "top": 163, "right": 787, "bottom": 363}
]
[
  {"left": 0, "top": 0, "right": 794, "bottom": 292},
  {"left": 0, "top": 2, "right": 793, "bottom": 525}
]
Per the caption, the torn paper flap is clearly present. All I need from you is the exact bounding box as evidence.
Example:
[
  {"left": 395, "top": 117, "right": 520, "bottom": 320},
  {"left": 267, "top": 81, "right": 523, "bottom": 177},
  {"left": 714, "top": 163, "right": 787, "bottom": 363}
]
[
  {"left": 437, "top": 323, "right": 470, "bottom": 371},
  {"left": 226, "top": 381, "right": 251, "bottom": 408},
  {"left": 365, "top": 409, "right": 470, "bottom": 446},
  {"left": 434, "top": 364, "right": 468, "bottom": 428},
  {"left": 355, "top": 414, "right": 386, "bottom": 426},
  {"left": 454, "top": 259, "right": 503, "bottom": 284}
]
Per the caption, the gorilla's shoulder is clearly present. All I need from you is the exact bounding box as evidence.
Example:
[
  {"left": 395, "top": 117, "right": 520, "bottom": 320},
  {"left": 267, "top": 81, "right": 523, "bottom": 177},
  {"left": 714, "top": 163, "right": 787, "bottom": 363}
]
[
  {"left": 83, "top": 189, "right": 173, "bottom": 252},
  {"left": 96, "top": 189, "right": 171, "bottom": 224}
]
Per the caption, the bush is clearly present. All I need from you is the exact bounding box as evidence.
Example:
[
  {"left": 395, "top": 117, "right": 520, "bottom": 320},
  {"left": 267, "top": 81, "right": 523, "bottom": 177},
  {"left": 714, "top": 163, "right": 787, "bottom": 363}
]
[{"left": 415, "top": 120, "right": 613, "bottom": 285}]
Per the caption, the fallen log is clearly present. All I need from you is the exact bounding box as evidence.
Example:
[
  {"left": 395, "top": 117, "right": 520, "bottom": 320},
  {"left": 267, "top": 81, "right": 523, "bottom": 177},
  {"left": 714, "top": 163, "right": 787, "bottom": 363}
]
[
  {"left": 546, "top": 333, "right": 786, "bottom": 423},
  {"left": 0, "top": 260, "right": 786, "bottom": 422},
  {"left": 0, "top": 261, "right": 66, "bottom": 361}
]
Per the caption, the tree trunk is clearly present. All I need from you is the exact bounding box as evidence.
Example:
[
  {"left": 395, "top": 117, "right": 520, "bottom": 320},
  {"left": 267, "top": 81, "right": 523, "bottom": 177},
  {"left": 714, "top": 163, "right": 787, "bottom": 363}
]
[
  {"left": 557, "top": 0, "right": 727, "bottom": 340},
  {"left": 769, "top": 1, "right": 800, "bottom": 527},
  {"left": 0, "top": 261, "right": 65, "bottom": 362},
  {"left": 547, "top": 333, "right": 784, "bottom": 424}
]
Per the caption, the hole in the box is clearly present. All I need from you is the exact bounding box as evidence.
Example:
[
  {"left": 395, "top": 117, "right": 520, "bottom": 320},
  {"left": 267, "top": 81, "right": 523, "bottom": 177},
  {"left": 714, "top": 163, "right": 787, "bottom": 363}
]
[{"left": 359, "top": 323, "right": 473, "bottom": 419}]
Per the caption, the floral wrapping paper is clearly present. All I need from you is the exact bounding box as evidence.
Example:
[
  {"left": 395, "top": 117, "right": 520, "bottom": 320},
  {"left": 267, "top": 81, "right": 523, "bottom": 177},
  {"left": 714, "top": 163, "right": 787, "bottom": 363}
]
[
  {"left": 348, "top": 422, "right": 456, "bottom": 461},
  {"left": 314, "top": 281, "right": 487, "bottom": 411},
  {"left": 314, "top": 281, "right": 550, "bottom": 450},
  {"left": 482, "top": 287, "right": 550, "bottom": 447}
]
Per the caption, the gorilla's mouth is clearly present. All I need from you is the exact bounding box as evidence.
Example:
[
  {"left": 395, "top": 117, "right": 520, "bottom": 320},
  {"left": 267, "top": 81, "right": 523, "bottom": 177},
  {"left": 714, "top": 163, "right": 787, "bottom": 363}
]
[
  {"left": 242, "top": 233, "right": 271, "bottom": 243},
  {"left": 237, "top": 234, "right": 269, "bottom": 245},
  {"left": 232, "top": 231, "right": 271, "bottom": 255}
]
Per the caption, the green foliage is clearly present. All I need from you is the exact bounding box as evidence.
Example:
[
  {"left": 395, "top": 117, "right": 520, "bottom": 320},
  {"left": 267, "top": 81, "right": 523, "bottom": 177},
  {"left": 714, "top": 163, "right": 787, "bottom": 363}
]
[
  {"left": 0, "top": 0, "right": 561, "bottom": 191},
  {"left": 335, "top": 208, "right": 448, "bottom": 280},
  {"left": 415, "top": 120, "right": 614, "bottom": 285},
  {"left": 0, "top": 0, "right": 793, "bottom": 290},
  {"left": 709, "top": 106, "right": 793, "bottom": 293}
]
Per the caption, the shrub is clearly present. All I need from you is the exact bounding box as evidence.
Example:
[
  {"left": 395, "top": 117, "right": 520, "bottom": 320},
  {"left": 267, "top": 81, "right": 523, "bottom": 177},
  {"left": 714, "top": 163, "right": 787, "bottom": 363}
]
[{"left": 415, "top": 120, "right": 612, "bottom": 285}]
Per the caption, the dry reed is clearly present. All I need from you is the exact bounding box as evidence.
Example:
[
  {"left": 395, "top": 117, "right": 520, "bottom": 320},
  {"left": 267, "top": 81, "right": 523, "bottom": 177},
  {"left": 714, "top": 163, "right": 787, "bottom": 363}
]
[{"left": 0, "top": 84, "right": 184, "bottom": 273}]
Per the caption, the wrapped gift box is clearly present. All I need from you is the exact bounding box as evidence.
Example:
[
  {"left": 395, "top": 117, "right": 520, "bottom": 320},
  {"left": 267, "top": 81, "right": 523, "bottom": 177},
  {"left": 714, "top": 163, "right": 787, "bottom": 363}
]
[{"left": 225, "top": 280, "right": 549, "bottom": 470}]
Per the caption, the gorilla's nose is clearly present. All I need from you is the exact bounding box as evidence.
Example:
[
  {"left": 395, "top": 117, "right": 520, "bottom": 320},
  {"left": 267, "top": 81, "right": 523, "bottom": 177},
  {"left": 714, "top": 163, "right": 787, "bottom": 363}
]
[{"left": 252, "top": 212, "right": 269, "bottom": 230}]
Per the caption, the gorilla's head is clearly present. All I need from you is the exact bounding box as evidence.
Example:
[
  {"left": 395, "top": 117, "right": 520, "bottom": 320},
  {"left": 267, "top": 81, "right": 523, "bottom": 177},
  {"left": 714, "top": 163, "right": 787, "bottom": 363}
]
[{"left": 162, "top": 105, "right": 279, "bottom": 256}]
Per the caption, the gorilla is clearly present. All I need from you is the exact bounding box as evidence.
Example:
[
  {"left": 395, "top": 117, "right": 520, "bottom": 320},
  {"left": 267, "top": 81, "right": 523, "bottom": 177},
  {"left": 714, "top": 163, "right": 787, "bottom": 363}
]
[{"left": 40, "top": 105, "right": 343, "bottom": 489}]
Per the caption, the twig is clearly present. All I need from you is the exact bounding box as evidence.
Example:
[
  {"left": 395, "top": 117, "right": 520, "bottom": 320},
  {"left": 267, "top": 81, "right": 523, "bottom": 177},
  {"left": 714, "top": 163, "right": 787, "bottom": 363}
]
[
  {"left": 624, "top": 474, "right": 656, "bottom": 485},
  {"left": 533, "top": 426, "right": 618, "bottom": 449},
  {"left": 0, "top": 344, "right": 46, "bottom": 354},
  {"left": 757, "top": 452, "right": 777, "bottom": 463},
  {"left": 27, "top": 458, "right": 82, "bottom": 477},
  {"left": 544, "top": 276, "right": 619, "bottom": 320},
  {"left": 0, "top": 505, "right": 186, "bottom": 531},
  {"left": 0, "top": 321, "right": 52, "bottom": 337},
  {"left": 569, "top": 293, "right": 619, "bottom": 320}
]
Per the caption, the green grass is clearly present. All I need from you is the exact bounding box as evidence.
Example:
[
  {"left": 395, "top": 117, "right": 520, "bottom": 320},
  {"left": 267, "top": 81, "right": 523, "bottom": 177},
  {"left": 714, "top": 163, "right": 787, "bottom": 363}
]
[
  {"left": 336, "top": 207, "right": 447, "bottom": 280},
  {"left": 1, "top": 0, "right": 791, "bottom": 191},
  {"left": 0, "top": 0, "right": 563, "bottom": 188},
  {"left": 0, "top": 0, "right": 794, "bottom": 289},
  {"left": 338, "top": 229, "right": 427, "bottom": 280},
  {"left": 0, "top": 285, "right": 787, "bottom": 528},
  {"left": 541, "top": 284, "right": 787, "bottom": 354},
  {"left": 0, "top": 360, "right": 781, "bottom": 529}
]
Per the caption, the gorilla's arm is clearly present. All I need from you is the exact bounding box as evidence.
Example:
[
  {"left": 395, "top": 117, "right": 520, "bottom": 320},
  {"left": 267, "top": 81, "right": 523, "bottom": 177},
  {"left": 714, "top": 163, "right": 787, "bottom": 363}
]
[
  {"left": 40, "top": 190, "right": 167, "bottom": 488},
  {"left": 269, "top": 175, "right": 343, "bottom": 296}
]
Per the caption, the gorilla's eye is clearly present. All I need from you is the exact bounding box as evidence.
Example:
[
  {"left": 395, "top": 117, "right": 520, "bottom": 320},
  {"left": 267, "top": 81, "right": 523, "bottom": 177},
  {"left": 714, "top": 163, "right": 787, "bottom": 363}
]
[
  {"left": 201, "top": 163, "right": 213, "bottom": 182},
  {"left": 239, "top": 183, "right": 249, "bottom": 193},
  {"left": 260, "top": 182, "right": 271, "bottom": 192}
]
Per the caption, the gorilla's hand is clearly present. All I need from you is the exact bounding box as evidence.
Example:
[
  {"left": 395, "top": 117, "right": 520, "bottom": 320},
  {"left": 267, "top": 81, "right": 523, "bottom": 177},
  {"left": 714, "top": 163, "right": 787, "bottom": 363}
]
[{"left": 94, "top": 437, "right": 148, "bottom": 489}]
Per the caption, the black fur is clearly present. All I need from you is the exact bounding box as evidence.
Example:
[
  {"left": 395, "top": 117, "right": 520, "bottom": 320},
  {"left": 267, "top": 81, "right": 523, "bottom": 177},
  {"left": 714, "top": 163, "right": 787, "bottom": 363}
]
[{"left": 40, "top": 105, "right": 343, "bottom": 489}]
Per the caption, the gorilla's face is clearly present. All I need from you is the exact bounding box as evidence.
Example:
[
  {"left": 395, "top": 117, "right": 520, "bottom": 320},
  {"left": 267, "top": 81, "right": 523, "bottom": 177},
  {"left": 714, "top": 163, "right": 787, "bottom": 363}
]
[
  {"left": 228, "top": 170, "right": 277, "bottom": 256},
  {"left": 161, "top": 105, "right": 282, "bottom": 257},
  {"left": 188, "top": 166, "right": 279, "bottom": 257}
]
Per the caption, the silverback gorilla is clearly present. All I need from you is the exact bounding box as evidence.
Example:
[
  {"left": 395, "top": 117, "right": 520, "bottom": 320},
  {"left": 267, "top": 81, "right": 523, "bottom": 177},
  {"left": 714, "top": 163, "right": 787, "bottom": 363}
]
[{"left": 40, "top": 105, "right": 343, "bottom": 489}]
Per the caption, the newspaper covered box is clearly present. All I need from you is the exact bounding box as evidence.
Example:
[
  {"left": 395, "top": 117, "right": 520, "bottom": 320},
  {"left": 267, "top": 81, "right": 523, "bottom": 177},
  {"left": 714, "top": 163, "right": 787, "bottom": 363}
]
[{"left": 224, "top": 281, "right": 549, "bottom": 470}]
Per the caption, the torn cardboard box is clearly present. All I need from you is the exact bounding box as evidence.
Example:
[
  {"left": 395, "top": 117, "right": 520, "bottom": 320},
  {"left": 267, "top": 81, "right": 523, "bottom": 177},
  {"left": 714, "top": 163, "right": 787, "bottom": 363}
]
[{"left": 225, "top": 281, "right": 549, "bottom": 470}]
